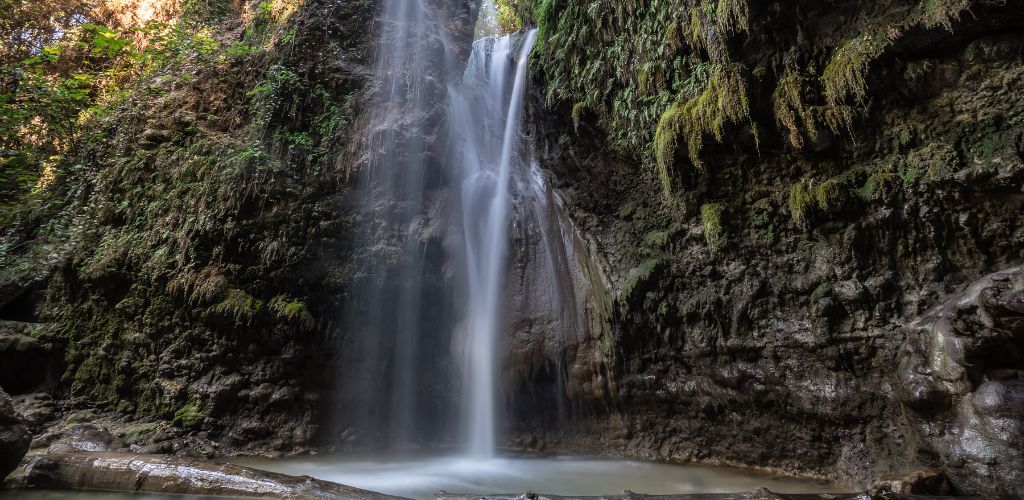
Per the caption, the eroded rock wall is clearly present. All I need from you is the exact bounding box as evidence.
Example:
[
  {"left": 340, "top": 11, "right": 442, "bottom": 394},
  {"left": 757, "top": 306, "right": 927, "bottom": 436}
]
[{"left": 506, "top": 1, "right": 1024, "bottom": 497}]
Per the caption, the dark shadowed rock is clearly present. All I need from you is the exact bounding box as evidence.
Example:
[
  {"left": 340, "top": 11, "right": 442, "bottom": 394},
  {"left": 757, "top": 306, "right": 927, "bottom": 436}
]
[
  {"left": 0, "top": 388, "right": 30, "bottom": 481},
  {"left": 870, "top": 468, "right": 952, "bottom": 495}
]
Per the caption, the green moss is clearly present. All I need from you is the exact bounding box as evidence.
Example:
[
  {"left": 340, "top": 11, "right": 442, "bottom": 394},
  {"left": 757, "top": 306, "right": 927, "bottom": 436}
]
[
  {"left": 619, "top": 258, "right": 662, "bottom": 304},
  {"left": 654, "top": 104, "right": 685, "bottom": 198},
  {"left": 644, "top": 229, "right": 671, "bottom": 249},
  {"left": 772, "top": 70, "right": 817, "bottom": 149},
  {"left": 269, "top": 294, "right": 314, "bottom": 330},
  {"left": 122, "top": 422, "right": 160, "bottom": 443},
  {"left": 680, "top": 65, "right": 754, "bottom": 170},
  {"left": 810, "top": 282, "right": 833, "bottom": 301},
  {"left": 821, "top": 0, "right": 973, "bottom": 131},
  {"left": 788, "top": 178, "right": 815, "bottom": 225},
  {"left": 212, "top": 289, "right": 263, "bottom": 323},
  {"left": 654, "top": 65, "right": 755, "bottom": 194},
  {"left": 814, "top": 178, "right": 845, "bottom": 212},
  {"left": 856, "top": 171, "right": 900, "bottom": 199},
  {"left": 748, "top": 198, "right": 772, "bottom": 227},
  {"left": 700, "top": 203, "right": 725, "bottom": 252},
  {"left": 571, "top": 101, "right": 588, "bottom": 130},
  {"left": 618, "top": 202, "right": 637, "bottom": 219},
  {"left": 172, "top": 401, "right": 206, "bottom": 428},
  {"left": 789, "top": 172, "right": 858, "bottom": 224},
  {"left": 822, "top": 33, "right": 884, "bottom": 114},
  {"left": 898, "top": 162, "right": 921, "bottom": 185}
]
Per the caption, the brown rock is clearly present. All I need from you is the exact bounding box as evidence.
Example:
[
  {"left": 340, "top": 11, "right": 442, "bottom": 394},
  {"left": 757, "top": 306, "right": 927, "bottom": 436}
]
[{"left": 871, "top": 468, "right": 952, "bottom": 495}]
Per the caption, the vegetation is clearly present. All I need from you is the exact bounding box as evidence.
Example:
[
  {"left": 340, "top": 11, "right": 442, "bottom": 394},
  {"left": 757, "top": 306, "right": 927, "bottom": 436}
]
[
  {"left": 0, "top": 0, "right": 365, "bottom": 421},
  {"left": 172, "top": 401, "right": 206, "bottom": 428},
  {"left": 700, "top": 203, "right": 725, "bottom": 252},
  {"left": 506, "top": 0, "right": 990, "bottom": 202},
  {"left": 810, "top": 282, "right": 833, "bottom": 302},
  {"left": 772, "top": 69, "right": 817, "bottom": 149},
  {"left": 269, "top": 295, "right": 314, "bottom": 330},
  {"left": 619, "top": 258, "right": 662, "bottom": 305}
]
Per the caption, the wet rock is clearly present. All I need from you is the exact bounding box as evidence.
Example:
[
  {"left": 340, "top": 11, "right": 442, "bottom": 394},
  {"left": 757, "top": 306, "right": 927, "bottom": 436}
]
[
  {"left": 45, "top": 424, "right": 125, "bottom": 453},
  {"left": 896, "top": 265, "right": 1024, "bottom": 498},
  {"left": 0, "top": 388, "right": 30, "bottom": 481},
  {"left": 21, "top": 452, "right": 403, "bottom": 499},
  {"left": 11, "top": 393, "right": 56, "bottom": 426},
  {"left": 870, "top": 468, "right": 952, "bottom": 495}
]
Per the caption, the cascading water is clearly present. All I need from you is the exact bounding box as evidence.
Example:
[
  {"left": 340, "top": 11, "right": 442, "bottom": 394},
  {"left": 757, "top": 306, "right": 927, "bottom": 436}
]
[
  {"left": 338, "top": 0, "right": 465, "bottom": 448},
  {"left": 340, "top": 0, "right": 557, "bottom": 456},
  {"left": 448, "top": 28, "right": 539, "bottom": 456}
]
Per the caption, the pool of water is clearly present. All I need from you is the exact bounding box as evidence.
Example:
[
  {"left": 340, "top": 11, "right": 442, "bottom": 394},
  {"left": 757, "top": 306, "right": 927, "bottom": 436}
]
[
  {"left": 0, "top": 452, "right": 848, "bottom": 499},
  {"left": 231, "top": 452, "right": 846, "bottom": 499}
]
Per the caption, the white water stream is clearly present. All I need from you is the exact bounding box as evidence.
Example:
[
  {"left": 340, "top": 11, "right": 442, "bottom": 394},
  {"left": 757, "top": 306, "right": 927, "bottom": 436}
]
[{"left": 450, "top": 29, "right": 539, "bottom": 457}]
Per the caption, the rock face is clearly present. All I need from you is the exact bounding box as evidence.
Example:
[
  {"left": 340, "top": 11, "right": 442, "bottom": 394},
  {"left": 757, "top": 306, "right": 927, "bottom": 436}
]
[
  {"left": 0, "top": 388, "right": 30, "bottom": 481},
  {"left": 508, "top": 0, "right": 1024, "bottom": 497},
  {"left": 897, "top": 266, "right": 1024, "bottom": 498}
]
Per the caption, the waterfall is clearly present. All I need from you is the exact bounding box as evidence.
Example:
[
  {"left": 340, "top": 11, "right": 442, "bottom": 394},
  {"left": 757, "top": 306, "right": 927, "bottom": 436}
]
[
  {"left": 449, "top": 29, "right": 539, "bottom": 457},
  {"left": 339, "top": 0, "right": 463, "bottom": 449},
  {"left": 339, "top": 0, "right": 556, "bottom": 457}
]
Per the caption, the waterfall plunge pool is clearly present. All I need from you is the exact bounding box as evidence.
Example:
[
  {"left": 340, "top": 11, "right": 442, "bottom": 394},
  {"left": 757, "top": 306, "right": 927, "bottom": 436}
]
[
  {"left": 0, "top": 452, "right": 849, "bottom": 499},
  {"left": 228, "top": 452, "right": 847, "bottom": 499}
]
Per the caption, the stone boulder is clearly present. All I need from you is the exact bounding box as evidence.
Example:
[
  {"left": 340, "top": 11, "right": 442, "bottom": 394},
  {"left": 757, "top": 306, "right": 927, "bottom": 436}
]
[
  {"left": 897, "top": 265, "right": 1024, "bottom": 498},
  {"left": 0, "top": 387, "right": 31, "bottom": 481}
]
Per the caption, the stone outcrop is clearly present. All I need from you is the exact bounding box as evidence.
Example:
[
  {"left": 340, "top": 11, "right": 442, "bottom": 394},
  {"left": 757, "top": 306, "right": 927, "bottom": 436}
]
[
  {"left": 897, "top": 266, "right": 1024, "bottom": 498},
  {"left": 0, "top": 388, "right": 30, "bottom": 481}
]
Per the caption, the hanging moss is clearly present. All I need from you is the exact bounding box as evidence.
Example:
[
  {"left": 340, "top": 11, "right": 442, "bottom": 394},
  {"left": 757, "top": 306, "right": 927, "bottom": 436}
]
[
  {"left": 701, "top": 203, "right": 726, "bottom": 252},
  {"left": 821, "top": 0, "right": 974, "bottom": 131},
  {"left": 654, "top": 104, "right": 686, "bottom": 197},
  {"left": 772, "top": 69, "right": 818, "bottom": 149},
  {"left": 654, "top": 65, "right": 755, "bottom": 195},
  {"left": 788, "top": 178, "right": 816, "bottom": 225},
  {"left": 269, "top": 294, "right": 315, "bottom": 330}
]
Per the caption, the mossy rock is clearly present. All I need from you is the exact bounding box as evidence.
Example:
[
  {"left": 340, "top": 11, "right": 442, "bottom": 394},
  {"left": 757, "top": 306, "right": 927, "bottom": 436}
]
[
  {"left": 172, "top": 401, "right": 206, "bottom": 429},
  {"left": 700, "top": 203, "right": 726, "bottom": 253}
]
